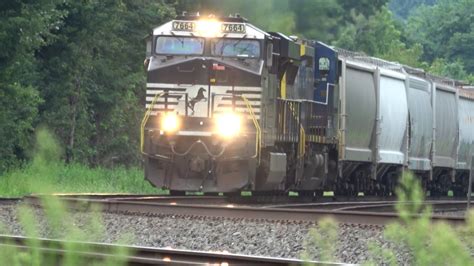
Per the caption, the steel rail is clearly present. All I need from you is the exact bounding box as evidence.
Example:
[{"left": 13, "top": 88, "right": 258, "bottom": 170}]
[
  {"left": 24, "top": 197, "right": 466, "bottom": 226},
  {"left": 0, "top": 197, "right": 22, "bottom": 204},
  {"left": 27, "top": 194, "right": 228, "bottom": 202},
  {"left": 0, "top": 235, "right": 346, "bottom": 265},
  {"left": 266, "top": 200, "right": 470, "bottom": 212},
  {"left": 28, "top": 193, "right": 469, "bottom": 202},
  {"left": 332, "top": 201, "right": 469, "bottom": 212}
]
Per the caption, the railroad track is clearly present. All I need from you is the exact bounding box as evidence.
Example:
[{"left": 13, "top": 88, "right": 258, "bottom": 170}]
[
  {"left": 22, "top": 195, "right": 468, "bottom": 226},
  {"left": 25, "top": 193, "right": 469, "bottom": 205},
  {"left": 1, "top": 195, "right": 470, "bottom": 264},
  {"left": 0, "top": 234, "right": 345, "bottom": 265}
]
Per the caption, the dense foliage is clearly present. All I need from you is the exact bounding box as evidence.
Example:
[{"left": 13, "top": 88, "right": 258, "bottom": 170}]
[
  {"left": 0, "top": 0, "right": 472, "bottom": 173},
  {"left": 0, "top": 0, "right": 175, "bottom": 172},
  {"left": 389, "top": 0, "right": 438, "bottom": 19}
]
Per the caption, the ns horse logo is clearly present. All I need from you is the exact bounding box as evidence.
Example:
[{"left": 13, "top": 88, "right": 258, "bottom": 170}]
[{"left": 187, "top": 87, "right": 207, "bottom": 115}]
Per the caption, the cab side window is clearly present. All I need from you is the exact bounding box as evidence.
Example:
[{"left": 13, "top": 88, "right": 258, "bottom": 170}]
[{"left": 319, "top": 57, "right": 330, "bottom": 81}]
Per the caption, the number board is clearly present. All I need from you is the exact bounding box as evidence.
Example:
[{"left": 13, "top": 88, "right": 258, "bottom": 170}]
[
  {"left": 221, "top": 23, "right": 246, "bottom": 34},
  {"left": 172, "top": 21, "right": 195, "bottom": 31}
]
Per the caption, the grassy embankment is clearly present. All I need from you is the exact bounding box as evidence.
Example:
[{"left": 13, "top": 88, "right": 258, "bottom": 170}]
[
  {"left": 0, "top": 164, "right": 161, "bottom": 197},
  {"left": 0, "top": 129, "right": 161, "bottom": 197}
]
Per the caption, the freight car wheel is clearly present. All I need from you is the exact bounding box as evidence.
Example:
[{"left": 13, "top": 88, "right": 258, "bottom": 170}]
[
  {"left": 224, "top": 191, "right": 243, "bottom": 202},
  {"left": 169, "top": 190, "right": 186, "bottom": 196},
  {"left": 452, "top": 188, "right": 465, "bottom": 197},
  {"left": 298, "top": 191, "right": 320, "bottom": 201}
]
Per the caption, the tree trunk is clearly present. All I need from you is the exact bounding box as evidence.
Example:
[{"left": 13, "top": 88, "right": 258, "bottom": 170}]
[{"left": 66, "top": 78, "right": 80, "bottom": 163}]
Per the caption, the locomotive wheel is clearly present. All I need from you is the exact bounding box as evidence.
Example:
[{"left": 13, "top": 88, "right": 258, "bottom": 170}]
[
  {"left": 298, "top": 191, "right": 312, "bottom": 197},
  {"left": 298, "top": 191, "right": 322, "bottom": 201},
  {"left": 429, "top": 190, "right": 440, "bottom": 197},
  {"left": 430, "top": 184, "right": 449, "bottom": 197},
  {"left": 224, "top": 191, "right": 242, "bottom": 202},
  {"left": 314, "top": 190, "right": 323, "bottom": 198}
]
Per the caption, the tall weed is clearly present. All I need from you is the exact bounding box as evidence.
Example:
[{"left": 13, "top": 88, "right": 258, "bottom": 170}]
[
  {"left": 0, "top": 196, "right": 132, "bottom": 265},
  {"left": 0, "top": 129, "right": 134, "bottom": 265},
  {"left": 370, "top": 172, "right": 474, "bottom": 265}
]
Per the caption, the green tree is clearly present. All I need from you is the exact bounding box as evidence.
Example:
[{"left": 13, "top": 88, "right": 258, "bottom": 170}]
[
  {"left": 0, "top": 0, "right": 65, "bottom": 173},
  {"left": 37, "top": 0, "right": 174, "bottom": 166},
  {"left": 335, "top": 7, "right": 425, "bottom": 67},
  {"left": 0, "top": 0, "right": 175, "bottom": 170},
  {"left": 429, "top": 58, "right": 474, "bottom": 82},
  {"left": 388, "top": 0, "right": 438, "bottom": 20},
  {"left": 406, "top": 0, "right": 474, "bottom": 72},
  {"left": 337, "top": 0, "right": 390, "bottom": 22},
  {"left": 291, "top": 0, "right": 342, "bottom": 42}
]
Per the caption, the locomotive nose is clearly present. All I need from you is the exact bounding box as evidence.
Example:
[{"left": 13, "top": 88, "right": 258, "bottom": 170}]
[{"left": 189, "top": 156, "right": 206, "bottom": 172}]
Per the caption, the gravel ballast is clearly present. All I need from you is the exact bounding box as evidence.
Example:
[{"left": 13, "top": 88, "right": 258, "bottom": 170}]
[{"left": 0, "top": 202, "right": 463, "bottom": 264}]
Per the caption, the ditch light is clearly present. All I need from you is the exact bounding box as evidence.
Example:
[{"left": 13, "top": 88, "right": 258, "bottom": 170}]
[
  {"left": 215, "top": 112, "right": 242, "bottom": 138},
  {"left": 160, "top": 112, "right": 180, "bottom": 133}
]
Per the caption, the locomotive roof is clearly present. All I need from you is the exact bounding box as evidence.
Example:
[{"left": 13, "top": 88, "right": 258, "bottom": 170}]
[{"left": 152, "top": 13, "right": 268, "bottom": 39}]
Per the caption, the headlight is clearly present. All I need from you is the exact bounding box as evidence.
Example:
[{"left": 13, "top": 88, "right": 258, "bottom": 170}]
[
  {"left": 215, "top": 112, "right": 241, "bottom": 138},
  {"left": 196, "top": 19, "right": 221, "bottom": 38},
  {"left": 160, "top": 112, "right": 180, "bottom": 133}
]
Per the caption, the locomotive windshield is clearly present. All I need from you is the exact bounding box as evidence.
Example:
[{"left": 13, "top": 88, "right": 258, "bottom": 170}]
[
  {"left": 211, "top": 39, "right": 260, "bottom": 58},
  {"left": 155, "top": 36, "right": 204, "bottom": 55}
]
